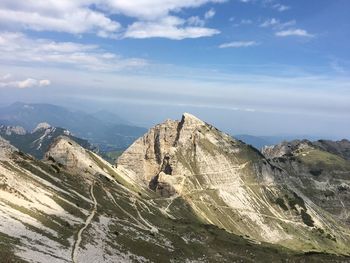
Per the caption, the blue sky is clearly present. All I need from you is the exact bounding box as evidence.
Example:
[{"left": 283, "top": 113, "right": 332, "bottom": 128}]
[{"left": 0, "top": 0, "right": 349, "bottom": 137}]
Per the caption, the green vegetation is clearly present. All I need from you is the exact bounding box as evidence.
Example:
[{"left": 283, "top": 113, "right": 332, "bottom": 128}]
[
  {"left": 298, "top": 148, "right": 350, "bottom": 171},
  {"left": 301, "top": 210, "right": 314, "bottom": 227},
  {"left": 0, "top": 232, "right": 26, "bottom": 263},
  {"left": 287, "top": 192, "right": 306, "bottom": 211},
  {"left": 276, "top": 197, "right": 288, "bottom": 211},
  {"left": 99, "top": 150, "right": 123, "bottom": 164}
]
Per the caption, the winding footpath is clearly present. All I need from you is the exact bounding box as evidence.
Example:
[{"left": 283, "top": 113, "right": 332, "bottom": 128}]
[{"left": 72, "top": 182, "right": 97, "bottom": 263}]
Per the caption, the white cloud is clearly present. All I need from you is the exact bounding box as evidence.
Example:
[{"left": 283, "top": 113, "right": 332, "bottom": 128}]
[
  {"left": 272, "top": 3, "right": 290, "bottom": 12},
  {"left": 260, "top": 18, "right": 296, "bottom": 29},
  {"left": 0, "top": 32, "right": 147, "bottom": 71},
  {"left": 0, "top": 0, "right": 224, "bottom": 39},
  {"left": 0, "top": 73, "right": 11, "bottom": 81},
  {"left": 262, "top": 1, "right": 290, "bottom": 12},
  {"left": 187, "top": 16, "right": 205, "bottom": 26},
  {"left": 260, "top": 18, "right": 279, "bottom": 27},
  {"left": 330, "top": 60, "right": 347, "bottom": 74},
  {"left": 0, "top": 75, "right": 51, "bottom": 89},
  {"left": 100, "top": 0, "right": 224, "bottom": 20},
  {"left": 124, "top": 16, "right": 219, "bottom": 40},
  {"left": 204, "top": 8, "right": 216, "bottom": 19},
  {"left": 39, "top": 79, "right": 51, "bottom": 86},
  {"left": 231, "top": 18, "right": 253, "bottom": 27},
  {"left": 187, "top": 8, "right": 216, "bottom": 28},
  {"left": 219, "top": 41, "right": 259, "bottom": 48},
  {"left": 17, "top": 78, "right": 39, "bottom": 88},
  {"left": 0, "top": 2, "right": 121, "bottom": 37},
  {"left": 240, "top": 19, "right": 252, "bottom": 25},
  {"left": 275, "top": 29, "right": 314, "bottom": 37}
]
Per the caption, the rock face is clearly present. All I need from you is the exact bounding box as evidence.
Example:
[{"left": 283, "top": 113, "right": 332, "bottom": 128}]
[
  {"left": 118, "top": 113, "right": 207, "bottom": 196},
  {"left": 0, "top": 124, "right": 93, "bottom": 159},
  {"left": 0, "top": 125, "right": 27, "bottom": 136},
  {"left": 263, "top": 140, "right": 350, "bottom": 226},
  {"left": 46, "top": 136, "right": 114, "bottom": 181},
  {"left": 0, "top": 136, "right": 17, "bottom": 160},
  {"left": 117, "top": 113, "right": 350, "bottom": 253},
  {"left": 1, "top": 115, "right": 350, "bottom": 262},
  {"left": 33, "top": 122, "right": 52, "bottom": 133}
]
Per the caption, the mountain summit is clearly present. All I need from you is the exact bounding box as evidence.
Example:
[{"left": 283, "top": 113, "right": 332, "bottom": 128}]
[{"left": 117, "top": 113, "right": 350, "bottom": 253}]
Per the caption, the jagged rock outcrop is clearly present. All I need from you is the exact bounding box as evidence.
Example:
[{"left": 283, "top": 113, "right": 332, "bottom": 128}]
[
  {"left": 46, "top": 136, "right": 114, "bottom": 180},
  {"left": 263, "top": 140, "right": 350, "bottom": 226},
  {"left": 33, "top": 122, "right": 52, "bottom": 133},
  {"left": 117, "top": 113, "right": 350, "bottom": 253},
  {"left": 0, "top": 124, "right": 93, "bottom": 159},
  {"left": 0, "top": 125, "right": 26, "bottom": 136}
]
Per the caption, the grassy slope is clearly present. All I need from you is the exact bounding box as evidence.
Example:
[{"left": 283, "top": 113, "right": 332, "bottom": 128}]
[{"left": 1, "top": 147, "right": 350, "bottom": 262}]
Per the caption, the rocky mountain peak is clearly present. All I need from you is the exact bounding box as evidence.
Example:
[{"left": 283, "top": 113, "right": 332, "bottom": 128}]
[
  {"left": 45, "top": 136, "right": 114, "bottom": 180},
  {"left": 46, "top": 136, "right": 90, "bottom": 170},
  {"left": 181, "top": 112, "right": 205, "bottom": 126},
  {"left": 0, "top": 125, "right": 27, "bottom": 136},
  {"left": 262, "top": 139, "right": 313, "bottom": 159},
  {"left": 33, "top": 122, "right": 52, "bottom": 133},
  {"left": 116, "top": 114, "right": 350, "bottom": 252},
  {"left": 117, "top": 113, "right": 213, "bottom": 189}
]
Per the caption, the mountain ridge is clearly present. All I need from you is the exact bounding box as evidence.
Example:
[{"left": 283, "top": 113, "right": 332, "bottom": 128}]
[
  {"left": 0, "top": 102, "right": 147, "bottom": 151},
  {"left": 0, "top": 113, "right": 350, "bottom": 262},
  {"left": 0, "top": 123, "right": 93, "bottom": 159},
  {"left": 116, "top": 113, "right": 350, "bottom": 254}
]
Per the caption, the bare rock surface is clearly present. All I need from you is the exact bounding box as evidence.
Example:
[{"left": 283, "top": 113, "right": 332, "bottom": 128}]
[{"left": 117, "top": 113, "right": 350, "bottom": 253}]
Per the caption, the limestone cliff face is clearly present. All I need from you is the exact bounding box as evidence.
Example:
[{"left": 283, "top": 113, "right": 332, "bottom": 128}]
[
  {"left": 117, "top": 113, "right": 210, "bottom": 196},
  {"left": 117, "top": 113, "right": 350, "bottom": 253}
]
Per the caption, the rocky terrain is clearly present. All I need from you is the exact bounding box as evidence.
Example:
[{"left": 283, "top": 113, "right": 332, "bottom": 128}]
[
  {"left": 0, "top": 113, "right": 349, "bottom": 262},
  {"left": 118, "top": 113, "right": 350, "bottom": 254},
  {"left": 263, "top": 140, "right": 350, "bottom": 227},
  {"left": 0, "top": 123, "right": 93, "bottom": 159}
]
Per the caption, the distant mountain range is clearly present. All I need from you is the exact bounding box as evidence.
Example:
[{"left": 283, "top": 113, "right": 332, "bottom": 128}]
[
  {"left": 0, "top": 102, "right": 147, "bottom": 151},
  {"left": 0, "top": 123, "right": 93, "bottom": 159},
  {"left": 235, "top": 134, "right": 334, "bottom": 150},
  {"left": 1, "top": 113, "right": 349, "bottom": 262}
]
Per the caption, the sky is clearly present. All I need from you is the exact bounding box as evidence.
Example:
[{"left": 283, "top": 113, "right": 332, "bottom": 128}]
[{"left": 0, "top": 0, "right": 349, "bottom": 138}]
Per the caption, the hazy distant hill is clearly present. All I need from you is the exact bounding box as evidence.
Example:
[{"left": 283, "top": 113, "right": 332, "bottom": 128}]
[
  {"left": 91, "top": 110, "right": 131, "bottom": 126},
  {"left": 0, "top": 102, "right": 147, "bottom": 151}
]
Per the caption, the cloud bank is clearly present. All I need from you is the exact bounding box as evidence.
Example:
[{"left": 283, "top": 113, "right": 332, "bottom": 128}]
[
  {"left": 0, "top": 74, "right": 50, "bottom": 88},
  {"left": 0, "top": 0, "right": 224, "bottom": 40}
]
